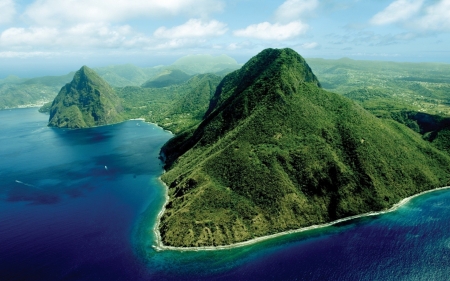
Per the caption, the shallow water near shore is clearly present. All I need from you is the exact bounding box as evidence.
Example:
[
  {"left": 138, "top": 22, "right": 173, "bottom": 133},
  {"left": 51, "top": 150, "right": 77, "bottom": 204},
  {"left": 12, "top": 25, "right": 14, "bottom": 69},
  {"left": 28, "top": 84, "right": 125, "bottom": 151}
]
[{"left": 1, "top": 108, "right": 450, "bottom": 280}]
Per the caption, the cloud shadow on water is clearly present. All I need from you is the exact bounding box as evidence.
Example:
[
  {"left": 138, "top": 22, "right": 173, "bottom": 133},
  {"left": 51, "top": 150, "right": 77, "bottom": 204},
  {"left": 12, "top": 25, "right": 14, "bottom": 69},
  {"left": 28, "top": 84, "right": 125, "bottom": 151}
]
[
  {"left": 2, "top": 160, "right": 112, "bottom": 205},
  {"left": 49, "top": 127, "right": 114, "bottom": 147}
]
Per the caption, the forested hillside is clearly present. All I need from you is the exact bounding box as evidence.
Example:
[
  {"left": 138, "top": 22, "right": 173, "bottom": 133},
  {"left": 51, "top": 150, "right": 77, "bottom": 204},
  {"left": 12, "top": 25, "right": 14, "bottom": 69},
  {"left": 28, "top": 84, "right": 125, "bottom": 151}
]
[{"left": 158, "top": 49, "right": 450, "bottom": 247}]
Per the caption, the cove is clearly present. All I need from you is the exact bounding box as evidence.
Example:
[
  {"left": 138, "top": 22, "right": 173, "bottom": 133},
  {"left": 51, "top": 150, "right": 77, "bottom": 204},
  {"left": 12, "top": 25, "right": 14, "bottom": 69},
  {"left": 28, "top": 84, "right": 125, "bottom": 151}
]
[{"left": 1, "top": 108, "right": 450, "bottom": 280}]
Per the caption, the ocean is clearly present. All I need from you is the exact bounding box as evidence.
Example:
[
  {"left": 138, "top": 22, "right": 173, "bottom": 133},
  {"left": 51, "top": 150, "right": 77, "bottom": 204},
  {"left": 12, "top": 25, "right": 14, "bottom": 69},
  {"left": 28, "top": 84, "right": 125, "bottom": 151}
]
[{"left": 1, "top": 108, "right": 450, "bottom": 280}]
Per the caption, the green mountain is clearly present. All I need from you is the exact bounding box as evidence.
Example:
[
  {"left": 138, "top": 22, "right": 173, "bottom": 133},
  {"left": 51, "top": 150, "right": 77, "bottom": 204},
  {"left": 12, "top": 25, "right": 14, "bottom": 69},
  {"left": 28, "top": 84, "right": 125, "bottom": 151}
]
[
  {"left": 0, "top": 73, "right": 74, "bottom": 110},
  {"left": 94, "top": 64, "right": 160, "bottom": 87},
  {"left": 23, "top": 72, "right": 75, "bottom": 87},
  {"left": 142, "top": 69, "right": 191, "bottom": 88},
  {"left": 117, "top": 73, "right": 222, "bottom": 133},
  {"left": 48, "top": 66, "right": 123, "bottom": 128},
  {"left": 158, "top": 48, "right": 450, "bottom": 247},
  {"left": 169, "top": 73, "right": 222, "bottom": 119},
  {"left": 0, "top": 75, "right": 25, "bottom": 85}
]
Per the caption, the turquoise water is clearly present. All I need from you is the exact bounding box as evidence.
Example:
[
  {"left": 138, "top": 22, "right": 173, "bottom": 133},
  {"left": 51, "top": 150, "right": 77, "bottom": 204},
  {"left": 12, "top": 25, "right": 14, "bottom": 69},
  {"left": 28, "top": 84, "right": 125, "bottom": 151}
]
[{"left": 1, "top": 108, "right": 450, "bottom": 280}]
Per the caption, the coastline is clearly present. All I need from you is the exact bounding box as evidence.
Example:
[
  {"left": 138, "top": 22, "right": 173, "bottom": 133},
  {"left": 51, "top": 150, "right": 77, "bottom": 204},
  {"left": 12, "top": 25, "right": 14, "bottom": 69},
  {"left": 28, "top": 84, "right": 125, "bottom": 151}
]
[
  {"left": 153, "top": 176, "right": 170, "bottom": 251},
  {"left": 146, "top": 122, "right": 174, "bottom": 135},
  {"left": 43, "top": 116, "right": 173, "bottom": 131},
  {"left": 152, "top": 185, "right": 450, "bottom": 252},
  {"left": 1, "top": 102, "right": 49, "bottom": 110}
]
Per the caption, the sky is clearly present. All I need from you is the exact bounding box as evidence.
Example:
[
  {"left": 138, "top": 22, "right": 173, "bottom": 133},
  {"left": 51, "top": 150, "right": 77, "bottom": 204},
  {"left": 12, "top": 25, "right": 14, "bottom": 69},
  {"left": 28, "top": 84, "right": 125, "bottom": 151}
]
[{"left": 1, "top": 0, "right": 450, "bottom": 77}]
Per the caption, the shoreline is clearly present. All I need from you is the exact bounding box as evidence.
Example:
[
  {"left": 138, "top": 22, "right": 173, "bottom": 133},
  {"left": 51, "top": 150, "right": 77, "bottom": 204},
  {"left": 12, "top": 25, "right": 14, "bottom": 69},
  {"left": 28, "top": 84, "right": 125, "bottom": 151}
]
[
  {"left": 153, "top": 176, "right": 170, "bottom": 251},
  {"left": 1, "top": 103, "right": 49, "bottom": 111},
  {"left": 152, "top": 185, "right": 450, "bottom": 252},
  {"left": 42, "top": 116, "right": 175, "bottom": 132},
  {"left": 146, "top": 122, "right": 174, "bottom": 135}
]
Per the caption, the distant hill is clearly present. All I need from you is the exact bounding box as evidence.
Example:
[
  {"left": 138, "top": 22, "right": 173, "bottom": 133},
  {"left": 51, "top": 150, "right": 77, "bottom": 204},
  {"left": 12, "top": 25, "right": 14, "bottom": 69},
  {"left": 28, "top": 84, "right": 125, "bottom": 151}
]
[
  {"left": 22, "top": 72, "right": 75, "bottom": 87},
  {"left": 0, "top": 73, "right": 74, "bottom": 110},
  {"left": 48, "top": 66, "right": 123, "bottom": 128},
  {"left": 94, "top": 64, "right": 160, "bottom": 87},
  {"left": 158, "top": 48, "right": 450, "bottom": 247},
  {"left": 117, "top": 73, "right": 222, "bottom": 133},
  {"left": 172, "top": 54, "right": 241, "bottom": 75},
  {"left": 306, "top": 58, "right": 450, "bottom": 117},
  {"left": 169, "top": 73, "right": 222, "bottom": 119},
  {"left": 141, "top": 69, "right": 191, "bottom": 88},
  {"left": 0, "top": 75, "right": 25, "bottom": 85}
]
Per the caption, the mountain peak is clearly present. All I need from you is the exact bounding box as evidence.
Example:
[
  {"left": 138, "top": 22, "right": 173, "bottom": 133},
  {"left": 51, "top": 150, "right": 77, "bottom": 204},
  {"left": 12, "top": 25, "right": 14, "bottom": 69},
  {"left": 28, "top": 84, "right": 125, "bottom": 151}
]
[
  {"left": 239, "top": 48, "right": 320, "bottom": 88},
  {"left": 162, "top": 49, "right": 325, "bottom": 163},
  {"left": 201, "top": 48, "right": 321, "bottom": 127},
  {"left": 76, "top": 65, "right": 93, "bottom": 77},
  {"left": 48, "top": 66, "right": 123, "bottom": 128},
  {"left": 73, "top": 65, "right": 104, "bottom": 85}
]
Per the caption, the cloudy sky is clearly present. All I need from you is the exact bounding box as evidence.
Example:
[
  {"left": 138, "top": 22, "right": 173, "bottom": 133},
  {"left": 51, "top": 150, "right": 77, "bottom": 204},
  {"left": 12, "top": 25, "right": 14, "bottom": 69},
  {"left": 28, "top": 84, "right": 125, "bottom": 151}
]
[{"left": 1, "top": 0, "right": 450, "bottom": 77}]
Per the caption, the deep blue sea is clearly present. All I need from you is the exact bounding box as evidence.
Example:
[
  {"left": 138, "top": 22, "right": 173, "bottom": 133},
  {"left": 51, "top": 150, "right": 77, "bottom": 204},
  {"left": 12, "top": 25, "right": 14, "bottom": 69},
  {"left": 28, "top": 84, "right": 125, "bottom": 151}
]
[{"left": 1, "top": 108, "right": 450, "bottom": 281}]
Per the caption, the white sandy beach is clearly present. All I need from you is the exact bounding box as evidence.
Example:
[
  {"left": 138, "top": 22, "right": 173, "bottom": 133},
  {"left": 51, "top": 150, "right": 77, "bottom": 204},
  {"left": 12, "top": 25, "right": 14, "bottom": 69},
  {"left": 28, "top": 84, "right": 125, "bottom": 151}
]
[{"left": 153, "top": 184, "right": 450, "bottom": 252}]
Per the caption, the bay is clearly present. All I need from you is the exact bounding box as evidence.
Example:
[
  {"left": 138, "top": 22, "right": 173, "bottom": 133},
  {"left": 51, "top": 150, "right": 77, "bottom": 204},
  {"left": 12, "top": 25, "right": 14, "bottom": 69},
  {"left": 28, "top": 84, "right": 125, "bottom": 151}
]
[{"left": 1, "top": 108, "right": 450, "bottom": 280}]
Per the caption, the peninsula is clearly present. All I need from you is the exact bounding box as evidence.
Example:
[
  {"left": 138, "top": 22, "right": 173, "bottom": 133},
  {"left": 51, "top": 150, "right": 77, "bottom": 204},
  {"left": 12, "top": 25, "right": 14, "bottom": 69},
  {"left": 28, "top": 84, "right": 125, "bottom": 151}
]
[{"left": 158, "top": 48, "right": 450, "bottom": 247}]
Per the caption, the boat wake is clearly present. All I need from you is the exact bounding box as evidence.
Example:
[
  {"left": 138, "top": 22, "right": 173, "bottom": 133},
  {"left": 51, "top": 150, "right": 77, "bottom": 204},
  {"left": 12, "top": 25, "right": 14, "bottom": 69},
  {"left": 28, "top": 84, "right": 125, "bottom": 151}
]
[{"left": 15, "top": 180, "right": 40, "bottom": 189}]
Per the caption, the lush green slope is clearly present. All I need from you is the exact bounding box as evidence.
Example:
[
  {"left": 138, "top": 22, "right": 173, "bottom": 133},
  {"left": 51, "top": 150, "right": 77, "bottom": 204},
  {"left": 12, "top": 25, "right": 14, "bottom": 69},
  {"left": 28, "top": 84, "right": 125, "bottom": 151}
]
[
  {"left": 142, "top": 69, "right": 191, "bottom": 88},
  {"left": 94, "top": 64, "right": 160, "bottom": 87},
  {"left": 159, "top": 48, "right": 450, "bottom": 247},
  {"left": 23, "top": 72, "right": 76, "bottom": 87},
  {"left": 117, "top": 73, "right": 222, "bottom": 133},
  {"left": 387, "top": 111, "right": 450, "bottom": 154},
  {"left": 308, "top": 58, "right": 450, "bottom": 155},
  {"left": 38, "top": 102, "right": 52, "bottom": 114},
  {"left": 48, "top": 66, "right": 124, "bottom": 128},
  {"left": 307, "top": 58, "right": 450, "bottom": 117},
  {"left": 0, "top": 73, "right": 74, "bottom": 110}
]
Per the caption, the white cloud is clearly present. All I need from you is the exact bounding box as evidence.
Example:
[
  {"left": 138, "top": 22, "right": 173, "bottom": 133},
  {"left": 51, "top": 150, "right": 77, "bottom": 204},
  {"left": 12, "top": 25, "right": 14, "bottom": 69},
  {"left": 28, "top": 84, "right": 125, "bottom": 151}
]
[
  {"left": 233, "top": 0, "right": 316, "bottom": 42},
  {"left": 65, "top": 23, "right": 135, "bottom": 48},
  {"left": 0, "top": 27, "right": 59, "bottom": 46},
  {"left": 24, "top": 0, "right": 224, "bottom": 25},
  {"left": 370, "top": 0, "right": 424, "bottom": 25},
  {"left": 417, "top": 0, "right": 450, "bottom": 30},
  {"left": 0, "top": 0, "right": 16, "bottom": 24},
  {"left": 152, "top": 38, "right": 206, "bottom": 50},
  {"left": 300, "top": 42, "right": 319, "bottom": 49},
  {"left": 233, "top": 21, "right": 308, "bottom": 41},
  {"left": 228, "top": 43, "right": 240, "bottom": 50},
  {"left": 0, "top": 21, "right": 223, "bottom": 51},
  {"left": 154, "top": 19, "right": 228, "bottom": 39},
  {"left": 0, "top": 24, "right": 150, "bottom": 49},
  {"left": 227, "top": 41, "right": 254, "bottom": 50},
  {"left": 275, "top": 0, "right": 319, "bottom": 22},
  {"left": 370, "top": 0, "right": 450, "bottom": 31}
]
